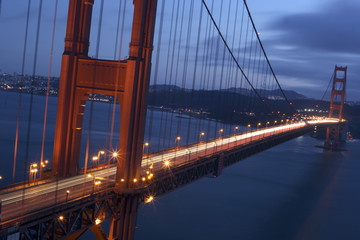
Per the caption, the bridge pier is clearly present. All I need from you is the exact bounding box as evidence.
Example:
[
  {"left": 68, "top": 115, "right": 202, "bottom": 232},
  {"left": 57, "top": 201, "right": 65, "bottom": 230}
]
[{"left": 108, "top": 196, "right": 139, "bottom": 240}]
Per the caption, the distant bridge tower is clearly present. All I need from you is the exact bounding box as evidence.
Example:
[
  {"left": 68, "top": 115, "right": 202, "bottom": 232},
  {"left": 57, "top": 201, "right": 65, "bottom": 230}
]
[{"left": 325, "top": 66, "right": 347, "bottom": 149}]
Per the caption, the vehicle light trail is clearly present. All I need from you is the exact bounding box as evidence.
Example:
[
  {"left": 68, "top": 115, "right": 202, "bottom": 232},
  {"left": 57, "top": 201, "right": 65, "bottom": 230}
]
[{"left": 0, "top": 119, "right": 338, "bottom": 221}]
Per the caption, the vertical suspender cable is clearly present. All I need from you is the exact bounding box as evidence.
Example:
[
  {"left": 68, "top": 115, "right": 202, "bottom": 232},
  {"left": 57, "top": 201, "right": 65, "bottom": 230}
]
[
  {"left": 13, "top": 0, "right": 31, "bottom": 184},
  {"left": 158, "top": 0, "right": 175, "bottom": 150},
  {"left": 40, "top": 0, "right": 58, "bottom": 178},
  {"left": 83, "top": 0, "right": 104, "bottom": 192},
  {"left": 22, "top": 0, "right": 43, "bottom": 216},
  {"left": 186, "top": 2, "right": 203, "bottom": 144},
  {"left": 148, "top": 0, "right": 165, "bottom": 153}
]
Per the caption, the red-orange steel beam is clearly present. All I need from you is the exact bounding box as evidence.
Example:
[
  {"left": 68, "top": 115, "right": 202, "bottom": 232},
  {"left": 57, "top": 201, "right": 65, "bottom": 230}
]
[{"left": 325, "top": 66, "right": 347, "bottom": 148}]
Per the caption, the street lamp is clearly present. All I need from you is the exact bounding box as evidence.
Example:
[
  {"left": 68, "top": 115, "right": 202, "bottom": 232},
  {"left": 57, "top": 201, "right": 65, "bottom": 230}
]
[
  {"left": 88, "top": 173, "right": 101, "bottom": 193},
  {"left": 112, "top": 151, "right": 119, "bottom": 162},
  {"left": 246, "top": 124, "right": 251, "bottom": 132},
  {"left": 257, "top": 123, "right": 261, "bottom": 130},
  {"left": 29, "top": 163, "right": 38, "bottom": 182},
  {"left": 96, "top": 150, "right": 105, "bottom": 164},
  {"left": 274, "top": 120, "right": 278, "bottom": 125},
  {"left": 234, "top": 126, "right": 239, "bottom": 135},
  {"left": 219, "top": 129, "right": 224, "bottom": 138},
  {"left": 40, "top": 160, "right": 49, "bottom": 178},
  {"left": 145, "top": 196, "right": 154, "bottom": 203},
  {"left": 212, "top": 142, "right": 217, "bottom": 153},
  {"left": 175, "top": 136, "right": 181, "bottom": 147},
  {"left": 92, "top": 156, "right": 99, "bottom": 166},
  {"left": 66, "top": 190, "right": 70, "bottom": 202},
  {"left": 185, "top": 149, "right": 191, "bottom": 162},
  {"left": 143, "top": 142, "right": 149, "bottom": 156},
  {"left": 199, "top": 132, "right": 205, "bottom": 142},
  {"left": 266, "top": 121, "right": 270, "bottom": 128}
]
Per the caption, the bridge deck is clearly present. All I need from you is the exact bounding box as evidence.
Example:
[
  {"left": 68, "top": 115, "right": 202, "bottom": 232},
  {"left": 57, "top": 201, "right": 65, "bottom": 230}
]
[{"left": 0, "top": 119, "right": 338, "bottom": 225}]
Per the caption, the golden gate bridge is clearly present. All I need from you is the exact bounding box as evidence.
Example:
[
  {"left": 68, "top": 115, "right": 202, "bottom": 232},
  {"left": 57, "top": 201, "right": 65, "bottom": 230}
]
[{"left": 0, "top": 0, "right": 346, "bottom": 239}]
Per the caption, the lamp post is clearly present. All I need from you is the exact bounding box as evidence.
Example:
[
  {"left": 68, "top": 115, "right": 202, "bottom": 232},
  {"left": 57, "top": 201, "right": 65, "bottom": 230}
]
[
  {"left": 112, "top": 151, "right": 118, "bottom": 163},
  {"left": 257, "top": 123, "right": 261, "bottom": 130},
  {"left": 29, "top": 163, "right": 38, "bottom": 182},
  {"left": 219, "top": 129, "right": 224, "bottom": 138},
  {"left": 92, "top": 156, "right": 99, "bottom": 166},
  {"left": 199, "top": 132, "right": 205, "bottom": 142},
  {"left": 185, "top": 149, "right": 191, "bottom": 162},
  {"left": 246, "top": 124, "right": 251, "bottom": 132},
  {"left": 212, "top": 142, "right": 217, "bottom": 153},
  {"left": 234, "top": 126, "right": 239, "bottom": 135},
  {"left": 143, "top": 142, "right": 149, "bottom": 155},
  {"left": 175, "top": 136, "right": 181, "bottom": 147},
  {"left": 266, "top": 121, "right": 270, "bottom": 128},
  {"left": 66, "top": 190, "right": 70, "bottom": 202},
  {"left": 88, "top": 174, "right": 102, "bottom": 193},
  {"left": 97, "top": 150, "right": 105, "bottom": 164},
  {"left": 40, "top": 160, "right": 49, "bottom": 178}
]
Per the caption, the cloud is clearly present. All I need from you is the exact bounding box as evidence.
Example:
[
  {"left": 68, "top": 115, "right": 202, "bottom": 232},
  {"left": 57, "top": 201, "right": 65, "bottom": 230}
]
[
  {"left": 258, "top": 0, "right": 360, "bottom": 100},
  {"left": 269, "top": 0, "right": 360, "bottom": 55}
]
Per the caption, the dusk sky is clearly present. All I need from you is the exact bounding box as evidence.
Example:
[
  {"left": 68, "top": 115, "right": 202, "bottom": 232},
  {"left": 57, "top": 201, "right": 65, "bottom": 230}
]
[{"left": 0, "top": 0, "right": 359, "bottom": 100}]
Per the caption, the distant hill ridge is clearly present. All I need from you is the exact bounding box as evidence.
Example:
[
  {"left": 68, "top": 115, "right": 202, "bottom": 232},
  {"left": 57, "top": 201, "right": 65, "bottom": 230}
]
[{"left": 149, "top": 84, "right": 308, "bottom": 100}]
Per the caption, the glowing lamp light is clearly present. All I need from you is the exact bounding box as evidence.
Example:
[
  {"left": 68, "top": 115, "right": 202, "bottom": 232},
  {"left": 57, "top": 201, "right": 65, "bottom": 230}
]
[
  {"left": 88, "top": 174, "right": 93, "bottom": 178},
  {"left": 59, "top": 216, "right": 64, "bottom": 220},
  {"left": 133, "top": 178, "right": 137, "bottom": 183},
  {"left": 142, "top": 177, "right": 146, "bottom": 181},
  {"left": 92, "top": 156, "right": 98, "bottom": 161},
  {"left": 121, "top": 178, "right": 125, "bottom": 182},
  {"left": 112, "top": 152, "right": 118, "bottom": 158},
  {"left": 0, "top": 176, "right": 3, "bottom": 180},
  {"left": 145, "top": 196, "right": 154, "bottom": 203},
  {"left": 45, "top": 160, "right": 49, "bottom": 164},
  {"left": 201, "top": 132, "right": 205, "bottom": 136},
  {"left": 144, "top": 142, "right": 149, "bottom": 147},
  {"left": 95, "top": 219, "right": 101, "bottom": 225},
  {"left": 66, "top": 190, "right": 70, "bottom": 194},
  {"left": 99, "top": 151, "right": 105, "bottom": 154},
  {"left": 164, "top": 160, "right": 170, "bottom": 166},
  {"left": 32, "top": 163, "right": 37, "bottom": 167}
]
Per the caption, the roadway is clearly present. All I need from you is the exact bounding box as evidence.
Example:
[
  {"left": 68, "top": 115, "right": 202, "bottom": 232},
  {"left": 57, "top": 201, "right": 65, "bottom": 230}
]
[{"left": 0, "top": 119, "right": 338, "bottom": 222}]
